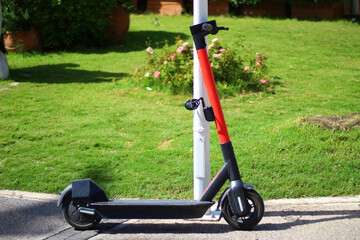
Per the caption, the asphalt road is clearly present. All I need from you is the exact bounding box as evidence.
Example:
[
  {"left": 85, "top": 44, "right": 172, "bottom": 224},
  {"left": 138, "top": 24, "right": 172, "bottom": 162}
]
[{"left": 0, "top": 190, "right": 359, "bottom": 240}]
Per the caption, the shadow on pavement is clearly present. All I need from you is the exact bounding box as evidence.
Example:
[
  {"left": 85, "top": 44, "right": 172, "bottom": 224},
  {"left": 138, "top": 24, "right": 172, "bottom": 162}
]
[
  {"left": 105, "top": 209, "right": 360, "bottom": 234},
  {"left": 258, "top": 209, "right": 360, "bottom": 231},
  {"left": 0, "top": 198, "right": 65, "bottom": 238}
]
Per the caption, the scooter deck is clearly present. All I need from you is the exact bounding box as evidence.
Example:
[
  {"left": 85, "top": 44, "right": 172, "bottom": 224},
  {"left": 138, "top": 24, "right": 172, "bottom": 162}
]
[{"left": 91, "top": 200, "right": 214, "bottom": 219}]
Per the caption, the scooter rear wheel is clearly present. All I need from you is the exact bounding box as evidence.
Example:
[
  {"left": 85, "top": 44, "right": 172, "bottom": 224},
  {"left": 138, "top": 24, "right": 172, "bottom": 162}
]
[
  {"left": 221, "top": 189, "right": 264, "bottom": 230},
  {"left": 62, "top": 192, "right": 101, "bottom": 230}
]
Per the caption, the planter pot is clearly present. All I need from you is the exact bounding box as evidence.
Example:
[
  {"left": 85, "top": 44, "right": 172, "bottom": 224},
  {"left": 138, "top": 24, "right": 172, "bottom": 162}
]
[
  {"left": 107, "top": 5, "right": 130, "bottom": 42},
  {"left": 147, "top": 0, "right": 183, "bottom": 15},
  {"left": 292, "top": 2, "right": 344, "bottom": 19},
  {"left": 209, "top": 0, "right": 229, "bottom": 15},
  {"left": 3, "top": 25, "right": 41, "bottom": 52}
]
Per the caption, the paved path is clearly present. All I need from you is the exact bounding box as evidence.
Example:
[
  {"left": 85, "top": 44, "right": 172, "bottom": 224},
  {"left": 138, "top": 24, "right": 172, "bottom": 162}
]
[{"left": 0, "top": 190, "right": 359, "bottom": 240}]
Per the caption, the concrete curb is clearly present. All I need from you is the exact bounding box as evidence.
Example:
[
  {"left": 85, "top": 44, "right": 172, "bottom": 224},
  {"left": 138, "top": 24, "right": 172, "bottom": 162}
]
[
  {"left": 0, "top": 190, "right": 59, "bottom": 201},
  {"left": 265, "top": 195, "right": 360, "bottom": 205}
]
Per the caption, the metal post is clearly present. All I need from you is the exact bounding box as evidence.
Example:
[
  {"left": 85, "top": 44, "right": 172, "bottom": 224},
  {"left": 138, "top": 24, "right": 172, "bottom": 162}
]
[{"left": 193, "top": 0, "right": 210, "bottom": 200}]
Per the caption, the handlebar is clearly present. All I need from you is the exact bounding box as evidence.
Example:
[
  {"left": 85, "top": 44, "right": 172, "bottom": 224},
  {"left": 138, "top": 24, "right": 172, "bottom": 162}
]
[
  {"left": 190, "top": 20, "right": 229, "bottom": 50},
  {"left": 202, "top": 23, "right": 229, "bottom": 34}
]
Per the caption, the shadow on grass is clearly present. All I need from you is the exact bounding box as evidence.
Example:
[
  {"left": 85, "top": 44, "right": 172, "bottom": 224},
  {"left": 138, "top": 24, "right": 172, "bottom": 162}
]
[
  {"left": 73, "top": 31, "right": 189, "bottom": 54},
  {"left": 10, "top": 63, "right": 129, "bottom": 84},
  {"left": 271, "top": 76, "right": 283, "bottom": 86},
  {"left": 80, "top": 167, "right": 116, "bottom": 192}
]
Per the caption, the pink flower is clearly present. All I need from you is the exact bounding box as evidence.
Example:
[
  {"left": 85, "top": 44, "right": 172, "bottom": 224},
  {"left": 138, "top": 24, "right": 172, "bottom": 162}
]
[
  {"left": 208, "top": 43, "right": 215, "bottom": 49},
  {"left": 146, "top": 47, "right": 153, "bottom": 54},
  {"left": 260, "top": 79, "right": 267, "bottom": 84},
  {"left": 213, "top": 53, "right": 222, "bottom": 59},
  {"left": 182, "top": 42, "right": 190, "bottom": 47},
  {"left": 169, "top": 53, "right": 176, "bottom": 60},
  {"left": 256, "top": 62, "right": 260, "bottom": 66},
  {"left": 135, "top": 68, "right": 139, "bottom": 73},
  {"left": 177, "top": 46, "right": 185, "bottom": 53},
  {"left": 244, "top": 67, "right": 250, "bottom": 71},
  {"left": 219, "top": 48, "right": 226, "bottom": 53},
  {"left": 154, "top": 71, "right": 160, "bottom": 78}
]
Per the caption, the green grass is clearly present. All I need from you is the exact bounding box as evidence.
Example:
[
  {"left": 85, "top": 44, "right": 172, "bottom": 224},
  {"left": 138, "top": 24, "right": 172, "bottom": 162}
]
[{"left": 0, "top": 15, "right": 359, "bottom": 200}]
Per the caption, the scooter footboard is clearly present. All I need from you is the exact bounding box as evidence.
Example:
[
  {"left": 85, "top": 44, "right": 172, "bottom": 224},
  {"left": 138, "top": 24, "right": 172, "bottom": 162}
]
[{"left": 91, "top": 200, "right": 214, "bottom": 219}]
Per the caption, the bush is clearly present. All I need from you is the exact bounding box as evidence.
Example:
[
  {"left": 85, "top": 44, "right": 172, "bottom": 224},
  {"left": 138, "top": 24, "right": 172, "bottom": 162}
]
[
  {"left": 134, "top": 36, "right": 271, "bottom": 97},
  {"left": 23, "top": 0, "right": 117, "bottom": 50},
  {"left": 1, "top": 0, "right": 31, "bottom": 33}
]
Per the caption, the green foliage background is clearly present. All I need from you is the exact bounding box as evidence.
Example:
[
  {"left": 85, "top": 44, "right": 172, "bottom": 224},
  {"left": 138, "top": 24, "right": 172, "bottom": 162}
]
[
  {"left": 1, "top": 0, "right": 31, "bottom": 33},
  {"left": 1, "top": 0, "right": 118, "bottom": 49},
  {"left": 29, "top": 0, "right": 117, "bottom": 49}
]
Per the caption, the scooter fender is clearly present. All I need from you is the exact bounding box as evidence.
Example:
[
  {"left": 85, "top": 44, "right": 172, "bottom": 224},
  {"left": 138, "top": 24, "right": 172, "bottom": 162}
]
[
  {"left": 57, "top": 184, "right": 72, "bottom": 207},
  {"left": 217, "top": 183, "right": 255, "bottom": 210}
]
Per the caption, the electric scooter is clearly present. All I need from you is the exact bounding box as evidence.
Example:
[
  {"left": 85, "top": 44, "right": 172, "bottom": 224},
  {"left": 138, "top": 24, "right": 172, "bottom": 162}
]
[{"left": 57, "top": 20, "right": 264, "bottom": 231}]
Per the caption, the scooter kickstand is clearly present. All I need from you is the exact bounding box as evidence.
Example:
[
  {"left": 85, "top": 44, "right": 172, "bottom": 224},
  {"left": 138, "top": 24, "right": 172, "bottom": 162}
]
[{"left": 200, "top": 205, "right": 221, "bottom": 221}]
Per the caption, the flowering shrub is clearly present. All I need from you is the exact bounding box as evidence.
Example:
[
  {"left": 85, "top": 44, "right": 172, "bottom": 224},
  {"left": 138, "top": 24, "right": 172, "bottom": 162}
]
[{"left": 134, "top": 36, "right": 270, "bottom": 97}]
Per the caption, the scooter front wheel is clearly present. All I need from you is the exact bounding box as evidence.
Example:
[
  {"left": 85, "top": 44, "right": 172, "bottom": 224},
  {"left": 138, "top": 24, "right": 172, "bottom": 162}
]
[
  {"left": 62, "top": 192, "right": 101, "bottom": 230},
  {"left": 221, "top": 189, "right": 264, "bottom": 230}
]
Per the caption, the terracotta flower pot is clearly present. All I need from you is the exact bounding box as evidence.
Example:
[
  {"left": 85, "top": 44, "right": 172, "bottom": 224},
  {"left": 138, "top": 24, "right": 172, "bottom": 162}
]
[
  {"left": 3, "top": 25, "right": 41, "bottom": 52},
  {"left": 107, "top": 5, "right": 130, "bottom": 42}
]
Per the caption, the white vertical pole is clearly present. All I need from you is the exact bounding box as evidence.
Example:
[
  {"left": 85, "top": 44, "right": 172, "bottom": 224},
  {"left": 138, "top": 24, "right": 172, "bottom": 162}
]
[{"left": 193, "top": 0, "right": 210, "bottom": 200}]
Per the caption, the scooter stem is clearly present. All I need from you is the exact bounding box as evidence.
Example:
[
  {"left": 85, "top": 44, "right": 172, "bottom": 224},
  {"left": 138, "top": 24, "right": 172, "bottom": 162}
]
[
  {"left": 196, "top": 48, "right": 230, "bottom": 144},
  {"left": 190, "top": 20, "right": 230, "bottom": 144}
]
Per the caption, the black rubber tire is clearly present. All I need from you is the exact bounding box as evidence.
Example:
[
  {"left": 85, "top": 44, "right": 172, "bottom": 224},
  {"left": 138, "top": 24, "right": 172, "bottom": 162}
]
[
  {"left": 62, "top": 192, "right": 101, "bottom": 230},
  {"left": 221, "top": 189, "right": 264, "bottom": 230}
]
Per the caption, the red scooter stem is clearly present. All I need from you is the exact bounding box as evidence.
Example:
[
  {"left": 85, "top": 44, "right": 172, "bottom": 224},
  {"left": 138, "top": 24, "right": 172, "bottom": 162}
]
[{"left": 196, "top": 48, "right": 230, "bottom": 144}]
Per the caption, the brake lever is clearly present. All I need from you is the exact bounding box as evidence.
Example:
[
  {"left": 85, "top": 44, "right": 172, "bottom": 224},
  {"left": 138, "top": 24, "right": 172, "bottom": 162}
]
[{"left": 218, "top": 27, "right": 229, "bottom": 31}]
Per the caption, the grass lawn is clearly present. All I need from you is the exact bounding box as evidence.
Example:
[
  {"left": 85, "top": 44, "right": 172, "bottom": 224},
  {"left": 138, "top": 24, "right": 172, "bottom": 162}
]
[{"left": 0, "top": 15, "right": 359, "bottom": 200}]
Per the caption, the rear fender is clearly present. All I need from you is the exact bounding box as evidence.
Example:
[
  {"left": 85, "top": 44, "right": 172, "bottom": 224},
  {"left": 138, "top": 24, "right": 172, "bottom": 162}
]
[{"left": 57, "top": 184, "right": 72, "bottom": 207}]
